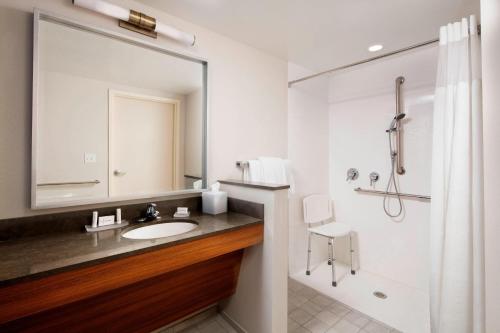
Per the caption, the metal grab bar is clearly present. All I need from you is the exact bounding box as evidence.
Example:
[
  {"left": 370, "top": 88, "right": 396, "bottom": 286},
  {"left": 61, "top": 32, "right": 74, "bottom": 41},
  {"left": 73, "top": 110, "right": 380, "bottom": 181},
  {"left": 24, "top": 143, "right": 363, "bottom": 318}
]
[
  {"left": 354, "top": 187, "right": 430, "bottom": 201},
  {"left": 395, "top": 76, "right": 406, "bottom": 175},
  {"left": 37, "top": 180, "right": 100, "bottom": 186}
]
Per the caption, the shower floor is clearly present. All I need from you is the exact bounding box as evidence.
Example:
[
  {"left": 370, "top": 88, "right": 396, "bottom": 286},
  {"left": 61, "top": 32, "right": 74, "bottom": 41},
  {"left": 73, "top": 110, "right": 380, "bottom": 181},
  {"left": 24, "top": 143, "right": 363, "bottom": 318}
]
[{"left": 290, "top": 261, "right": 430, "bottom": 333}]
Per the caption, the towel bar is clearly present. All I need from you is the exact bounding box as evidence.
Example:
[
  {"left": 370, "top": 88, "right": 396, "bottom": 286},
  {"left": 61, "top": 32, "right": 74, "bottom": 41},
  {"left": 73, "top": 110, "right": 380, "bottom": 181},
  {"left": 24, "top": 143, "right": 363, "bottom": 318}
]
[
  {"left": 235, "top": 161, "right": 249, "bottom": 181},
  {"left": 354, "top": 187, "right": 431, "bottom": 200},
  {"left": 236, "top": 161, "right": 249, "bottom": 168}
]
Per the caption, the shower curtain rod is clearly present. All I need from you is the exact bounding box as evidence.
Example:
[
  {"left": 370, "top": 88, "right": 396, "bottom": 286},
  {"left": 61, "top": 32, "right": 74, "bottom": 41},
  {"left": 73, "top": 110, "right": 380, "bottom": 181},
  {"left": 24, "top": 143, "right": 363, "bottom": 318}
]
[{"left": 288, "top": 25, "right": 481, "bottom": 87}]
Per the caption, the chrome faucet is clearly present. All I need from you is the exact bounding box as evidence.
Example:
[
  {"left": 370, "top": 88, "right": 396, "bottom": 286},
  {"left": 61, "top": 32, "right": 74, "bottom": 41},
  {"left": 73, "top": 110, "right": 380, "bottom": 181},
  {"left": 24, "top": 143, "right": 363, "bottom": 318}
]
[{"left": 144, "top": 203, "right": 160, "bottom": 221}]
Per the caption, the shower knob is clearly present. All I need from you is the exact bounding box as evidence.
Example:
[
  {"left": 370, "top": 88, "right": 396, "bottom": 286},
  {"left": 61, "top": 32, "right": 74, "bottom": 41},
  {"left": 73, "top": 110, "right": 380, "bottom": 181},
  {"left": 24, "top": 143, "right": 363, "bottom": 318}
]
[
  {"left": 369, "top": 172, "right": 380, "bottom": 186},
  {"left": 346, "top": 168, "right": 359, "bottom": 182}
]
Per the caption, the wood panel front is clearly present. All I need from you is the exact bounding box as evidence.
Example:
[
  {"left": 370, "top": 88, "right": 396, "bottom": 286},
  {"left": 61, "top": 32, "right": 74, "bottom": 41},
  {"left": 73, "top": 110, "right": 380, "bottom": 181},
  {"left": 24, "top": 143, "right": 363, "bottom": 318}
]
[
  {"left": 0, "top": 223, "right": 263, "bottom": 325},
  {"left": 1, "top": 250, "right": 244, "bottom": 333}
]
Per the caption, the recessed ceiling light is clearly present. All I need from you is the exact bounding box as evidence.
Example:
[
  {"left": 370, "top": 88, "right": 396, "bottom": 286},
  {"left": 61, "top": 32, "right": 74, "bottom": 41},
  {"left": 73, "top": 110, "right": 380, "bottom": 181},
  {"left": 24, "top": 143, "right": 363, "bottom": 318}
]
[{"left": 368, "top": 44, "right": 383, "bottom": 52}]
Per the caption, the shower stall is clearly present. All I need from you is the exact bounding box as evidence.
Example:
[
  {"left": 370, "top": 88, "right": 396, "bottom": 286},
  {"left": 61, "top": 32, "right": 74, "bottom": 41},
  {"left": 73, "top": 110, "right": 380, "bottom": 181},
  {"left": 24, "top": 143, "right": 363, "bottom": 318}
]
[{"left": 288, "top": 43, "right": 437, "bottom": 333}]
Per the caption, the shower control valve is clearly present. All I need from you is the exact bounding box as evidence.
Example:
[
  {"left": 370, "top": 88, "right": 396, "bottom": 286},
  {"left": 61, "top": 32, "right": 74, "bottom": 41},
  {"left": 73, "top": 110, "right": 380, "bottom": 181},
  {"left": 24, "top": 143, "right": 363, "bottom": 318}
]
[
  {"left": 369, "top": 172, "right": 380, "bottom": 187},
  {"left": 346, "top": 168, "right": 359, "bottom": 182}
]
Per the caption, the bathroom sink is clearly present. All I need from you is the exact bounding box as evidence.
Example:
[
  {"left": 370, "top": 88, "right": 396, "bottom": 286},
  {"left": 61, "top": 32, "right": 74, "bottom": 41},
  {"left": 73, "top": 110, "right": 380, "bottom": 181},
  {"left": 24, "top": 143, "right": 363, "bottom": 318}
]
[{"left": 122, "top": 220, "right": 198, "bottom": 240}]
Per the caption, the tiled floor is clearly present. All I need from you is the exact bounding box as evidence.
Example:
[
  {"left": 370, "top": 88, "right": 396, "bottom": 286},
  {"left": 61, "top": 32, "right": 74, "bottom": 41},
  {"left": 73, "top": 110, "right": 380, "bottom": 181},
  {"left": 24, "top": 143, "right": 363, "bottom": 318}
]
[
  {"left": 288, "top": 278, "right": 401, "bottom": 333},
  {"left": 153, "top": 307, "right": 237, "bottom": 333},
  {"left": 155, "top": 278, "right": 400, "bottom": 333},
  {"left": 177, "top": 315, "right": 237, "bottom": 333},
  {"left": 291, "top": 261, "right": 429, "bottom": 332}
]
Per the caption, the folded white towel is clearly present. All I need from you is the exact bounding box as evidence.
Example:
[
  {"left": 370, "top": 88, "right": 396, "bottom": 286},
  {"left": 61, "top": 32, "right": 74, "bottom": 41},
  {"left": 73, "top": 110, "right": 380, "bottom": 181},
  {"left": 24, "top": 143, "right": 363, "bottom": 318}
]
[
  {"left": 243, "top": 159, "right": 264, "bottom": 182},
  {"left": 193, "top": 179, "right": 202, "bottom": 189},
  {"left": 242, "top": 157, "right": 295, "bottom": 194},
  {"left": 258, "top": 157, "right": 288, "bottom": 185},
  {"left": 284, "top": 159, "right": 295, "bottom": 194}
]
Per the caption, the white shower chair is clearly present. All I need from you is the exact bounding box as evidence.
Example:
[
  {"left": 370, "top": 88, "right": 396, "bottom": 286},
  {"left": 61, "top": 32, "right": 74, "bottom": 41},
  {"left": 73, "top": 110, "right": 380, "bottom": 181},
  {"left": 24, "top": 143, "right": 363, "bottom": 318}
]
[{"left": 303, "top": 194, "right": 355, "bottom": 287}]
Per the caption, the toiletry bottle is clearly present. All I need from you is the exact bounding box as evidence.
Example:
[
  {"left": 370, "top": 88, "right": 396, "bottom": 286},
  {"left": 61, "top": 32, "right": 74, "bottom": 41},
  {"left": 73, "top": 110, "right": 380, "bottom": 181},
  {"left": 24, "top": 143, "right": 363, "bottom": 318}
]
[
  {"left": 116, "top": 208, "right": 122, "bottom": 224},
  {"left": 92, "top": 211, "right": 98, "bottom": 228}
]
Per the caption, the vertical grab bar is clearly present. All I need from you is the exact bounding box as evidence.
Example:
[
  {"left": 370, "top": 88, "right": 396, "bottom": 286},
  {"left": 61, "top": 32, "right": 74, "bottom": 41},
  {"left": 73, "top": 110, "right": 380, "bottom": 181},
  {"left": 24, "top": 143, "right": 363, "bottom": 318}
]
[{"left": 395, "top": 76, "right": 406, "bottom": 175}]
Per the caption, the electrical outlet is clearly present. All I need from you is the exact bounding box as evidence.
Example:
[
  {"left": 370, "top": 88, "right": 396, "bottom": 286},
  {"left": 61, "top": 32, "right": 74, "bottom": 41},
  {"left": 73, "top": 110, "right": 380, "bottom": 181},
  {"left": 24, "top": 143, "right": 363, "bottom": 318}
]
[{"left": 84, "top": 153, "right": 97, "bottom": 164}]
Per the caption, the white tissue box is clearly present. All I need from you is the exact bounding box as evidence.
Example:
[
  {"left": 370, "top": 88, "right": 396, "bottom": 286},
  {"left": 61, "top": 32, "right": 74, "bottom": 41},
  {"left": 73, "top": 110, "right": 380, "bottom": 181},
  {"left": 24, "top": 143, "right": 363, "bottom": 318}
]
[{"left": 202, "top": 191, "right": 228, "bottom": 215}]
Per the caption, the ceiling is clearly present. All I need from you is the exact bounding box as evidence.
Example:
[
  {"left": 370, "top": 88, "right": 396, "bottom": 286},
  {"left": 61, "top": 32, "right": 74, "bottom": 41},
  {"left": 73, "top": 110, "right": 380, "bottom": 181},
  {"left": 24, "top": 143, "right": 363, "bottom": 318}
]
[
  {"left": 138, "top": 0, "right": 480, "bottom": 72},
  {"left": 40, "top": 18, "right": 202, "bottom": 95}
]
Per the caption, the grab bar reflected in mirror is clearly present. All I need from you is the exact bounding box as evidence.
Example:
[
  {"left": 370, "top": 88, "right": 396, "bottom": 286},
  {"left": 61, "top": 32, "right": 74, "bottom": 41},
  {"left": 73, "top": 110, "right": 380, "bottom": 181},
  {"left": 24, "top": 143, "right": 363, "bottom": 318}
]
[{"left": 37, "top": 180, "right": 100, "bottom": 186}]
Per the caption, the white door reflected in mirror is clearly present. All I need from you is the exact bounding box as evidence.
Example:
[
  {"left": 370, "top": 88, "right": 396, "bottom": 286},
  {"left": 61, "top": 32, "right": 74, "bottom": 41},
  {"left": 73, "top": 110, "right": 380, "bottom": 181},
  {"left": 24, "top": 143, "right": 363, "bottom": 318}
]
[{"left": 109, "top": 91, "right": 179, "bottom": 197}]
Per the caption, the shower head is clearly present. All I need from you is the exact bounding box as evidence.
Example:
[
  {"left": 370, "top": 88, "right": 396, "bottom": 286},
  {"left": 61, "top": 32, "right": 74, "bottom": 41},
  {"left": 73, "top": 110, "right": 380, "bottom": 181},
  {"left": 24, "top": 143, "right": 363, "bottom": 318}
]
[
  {"left": 387, "top": 113, "right": 406, "bottom": 132},
  {"left": 395, "top": 113, "right": 406, "bottom": 121}
]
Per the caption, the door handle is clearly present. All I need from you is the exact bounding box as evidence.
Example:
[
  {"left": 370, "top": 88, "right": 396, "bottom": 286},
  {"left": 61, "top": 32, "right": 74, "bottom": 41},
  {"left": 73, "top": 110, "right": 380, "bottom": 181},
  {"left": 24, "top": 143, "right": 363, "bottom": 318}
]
[{"left": 114, "top": 170, "right": 127, "bottom": 176}]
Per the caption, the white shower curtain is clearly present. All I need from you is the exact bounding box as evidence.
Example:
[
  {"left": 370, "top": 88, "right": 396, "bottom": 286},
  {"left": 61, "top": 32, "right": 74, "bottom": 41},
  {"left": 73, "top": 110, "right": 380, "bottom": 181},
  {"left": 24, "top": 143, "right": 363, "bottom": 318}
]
[{"left": 430, "top": 15, "right": 484, "bottom": 333}]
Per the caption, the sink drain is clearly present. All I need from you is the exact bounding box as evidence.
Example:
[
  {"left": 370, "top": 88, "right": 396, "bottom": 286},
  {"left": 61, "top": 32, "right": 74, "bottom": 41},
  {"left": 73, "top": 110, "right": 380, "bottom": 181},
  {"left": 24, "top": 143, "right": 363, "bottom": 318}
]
[{"left": 373, "top": 291, "right": 387, "bottom": 299}]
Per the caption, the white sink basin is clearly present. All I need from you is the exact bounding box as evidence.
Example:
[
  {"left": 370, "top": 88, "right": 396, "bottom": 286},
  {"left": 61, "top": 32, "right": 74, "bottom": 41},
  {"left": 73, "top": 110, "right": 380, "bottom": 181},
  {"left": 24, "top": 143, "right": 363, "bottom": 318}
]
[{"left": 122, "top": 221, "right": 198, "bottom": 240}]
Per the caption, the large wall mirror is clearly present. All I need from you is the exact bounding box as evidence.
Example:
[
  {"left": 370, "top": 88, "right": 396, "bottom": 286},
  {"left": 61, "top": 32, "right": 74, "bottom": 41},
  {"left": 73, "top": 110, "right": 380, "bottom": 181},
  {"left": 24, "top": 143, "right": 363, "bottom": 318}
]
[{"left": 32, "top": 12, "right": 207, "bottom": 208}]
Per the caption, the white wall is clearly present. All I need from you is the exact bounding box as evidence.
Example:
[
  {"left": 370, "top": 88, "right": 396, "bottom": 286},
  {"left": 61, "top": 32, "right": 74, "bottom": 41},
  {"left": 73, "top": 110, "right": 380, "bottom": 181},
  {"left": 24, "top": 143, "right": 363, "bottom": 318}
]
[
  {"left": 288, "top": 62, "right": 330, "bottom": 275},
  {"left": 221, "top": 184, "right": 289, "bottom": 333},
  {"left": 184, "top": 88, "right": 202, "bottom": 178},
  {"left": 480, "top": 0, "right": 500, "bottom": 332},
  {"left": 0, "top": 0, "right": 287, "bottom": 219},
  {"left": 329, "top": 46, "right": 437, "bottom": 291},
  {"left": 37, "top": 71, "right": 109, "bottom": 202}
]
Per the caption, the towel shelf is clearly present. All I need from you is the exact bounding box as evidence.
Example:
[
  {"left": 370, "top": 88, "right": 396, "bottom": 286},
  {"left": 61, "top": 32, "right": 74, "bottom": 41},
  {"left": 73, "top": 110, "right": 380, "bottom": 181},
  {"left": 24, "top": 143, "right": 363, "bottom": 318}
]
[
  {"left": 184, "top": 175, "right": 202, "bottom": 180},
  {"left": 354, "top": 187, "right": 431, "bottom": 201}
]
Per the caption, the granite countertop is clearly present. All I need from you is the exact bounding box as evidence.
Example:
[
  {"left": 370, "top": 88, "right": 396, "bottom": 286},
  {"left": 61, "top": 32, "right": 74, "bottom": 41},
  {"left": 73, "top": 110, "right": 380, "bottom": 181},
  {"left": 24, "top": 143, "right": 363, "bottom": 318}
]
[{"left": 0, "top": 212, "right": 262, "bottom": 287}]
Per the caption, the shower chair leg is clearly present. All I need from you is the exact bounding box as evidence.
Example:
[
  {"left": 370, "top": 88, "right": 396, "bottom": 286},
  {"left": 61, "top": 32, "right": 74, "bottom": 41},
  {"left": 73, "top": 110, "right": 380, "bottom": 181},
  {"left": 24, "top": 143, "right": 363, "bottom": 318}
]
[
  {"left": 349, "top": 233, "right": 355, "bottom": 275},
  {"left": 328, "top": 239, "right": 332, "bottom": 265},
  {"left": 330, "top": 237, "right": 337, "bottom": 287},
  {"left": 306, "top": 232, "right": 312, "bottom": 275}
]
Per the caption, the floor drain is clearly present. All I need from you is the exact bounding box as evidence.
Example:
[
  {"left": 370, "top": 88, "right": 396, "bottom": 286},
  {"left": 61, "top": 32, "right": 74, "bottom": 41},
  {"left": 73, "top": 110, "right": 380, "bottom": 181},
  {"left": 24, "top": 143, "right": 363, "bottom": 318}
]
[{"left": 373, "top": 291, "right": 388, "bottom": 299}]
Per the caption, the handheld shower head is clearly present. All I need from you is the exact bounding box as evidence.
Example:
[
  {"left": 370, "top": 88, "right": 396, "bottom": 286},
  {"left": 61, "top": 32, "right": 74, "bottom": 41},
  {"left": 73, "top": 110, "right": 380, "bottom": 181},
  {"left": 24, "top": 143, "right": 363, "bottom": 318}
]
[
  {"left": 395, "top": 113, "right": 406, "bottom": 121},
  {"left": 387, "top": 113, "right": 406, "bottom": 132}
]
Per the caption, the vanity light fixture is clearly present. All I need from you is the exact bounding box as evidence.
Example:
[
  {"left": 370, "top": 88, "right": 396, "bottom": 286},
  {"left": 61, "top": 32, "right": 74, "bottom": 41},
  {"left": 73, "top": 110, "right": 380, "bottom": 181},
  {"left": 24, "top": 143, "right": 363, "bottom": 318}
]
[
  {"left": 72, "top": 0, "right": 196, "bottom": 46},
  {"left": 368, "top": 44, "right": 383, "bottom": 52}
]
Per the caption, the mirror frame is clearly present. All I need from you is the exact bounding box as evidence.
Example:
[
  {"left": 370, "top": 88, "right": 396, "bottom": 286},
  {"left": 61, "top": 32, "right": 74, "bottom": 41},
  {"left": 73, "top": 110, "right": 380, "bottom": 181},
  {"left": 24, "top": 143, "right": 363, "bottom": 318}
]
[{"left": 31, "top": 9, "right": 208, "bottom": 209}]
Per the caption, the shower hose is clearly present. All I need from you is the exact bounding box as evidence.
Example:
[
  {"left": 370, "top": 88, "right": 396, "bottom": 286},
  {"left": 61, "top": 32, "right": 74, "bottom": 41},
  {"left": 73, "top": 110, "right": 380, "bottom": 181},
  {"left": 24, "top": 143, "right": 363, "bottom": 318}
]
[{"left": 383, "top": 131, "right": 403, "bottom": 218}]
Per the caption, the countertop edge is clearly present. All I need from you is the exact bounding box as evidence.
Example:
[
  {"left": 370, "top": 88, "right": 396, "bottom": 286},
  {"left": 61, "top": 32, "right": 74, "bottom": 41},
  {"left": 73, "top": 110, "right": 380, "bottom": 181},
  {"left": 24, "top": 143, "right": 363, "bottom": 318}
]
[
  {"left": 0, "top": 219, "right": 263, "bottom": 288},
  {"left": 219, "top": 179, "right": 290, "bottom": 190}
]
